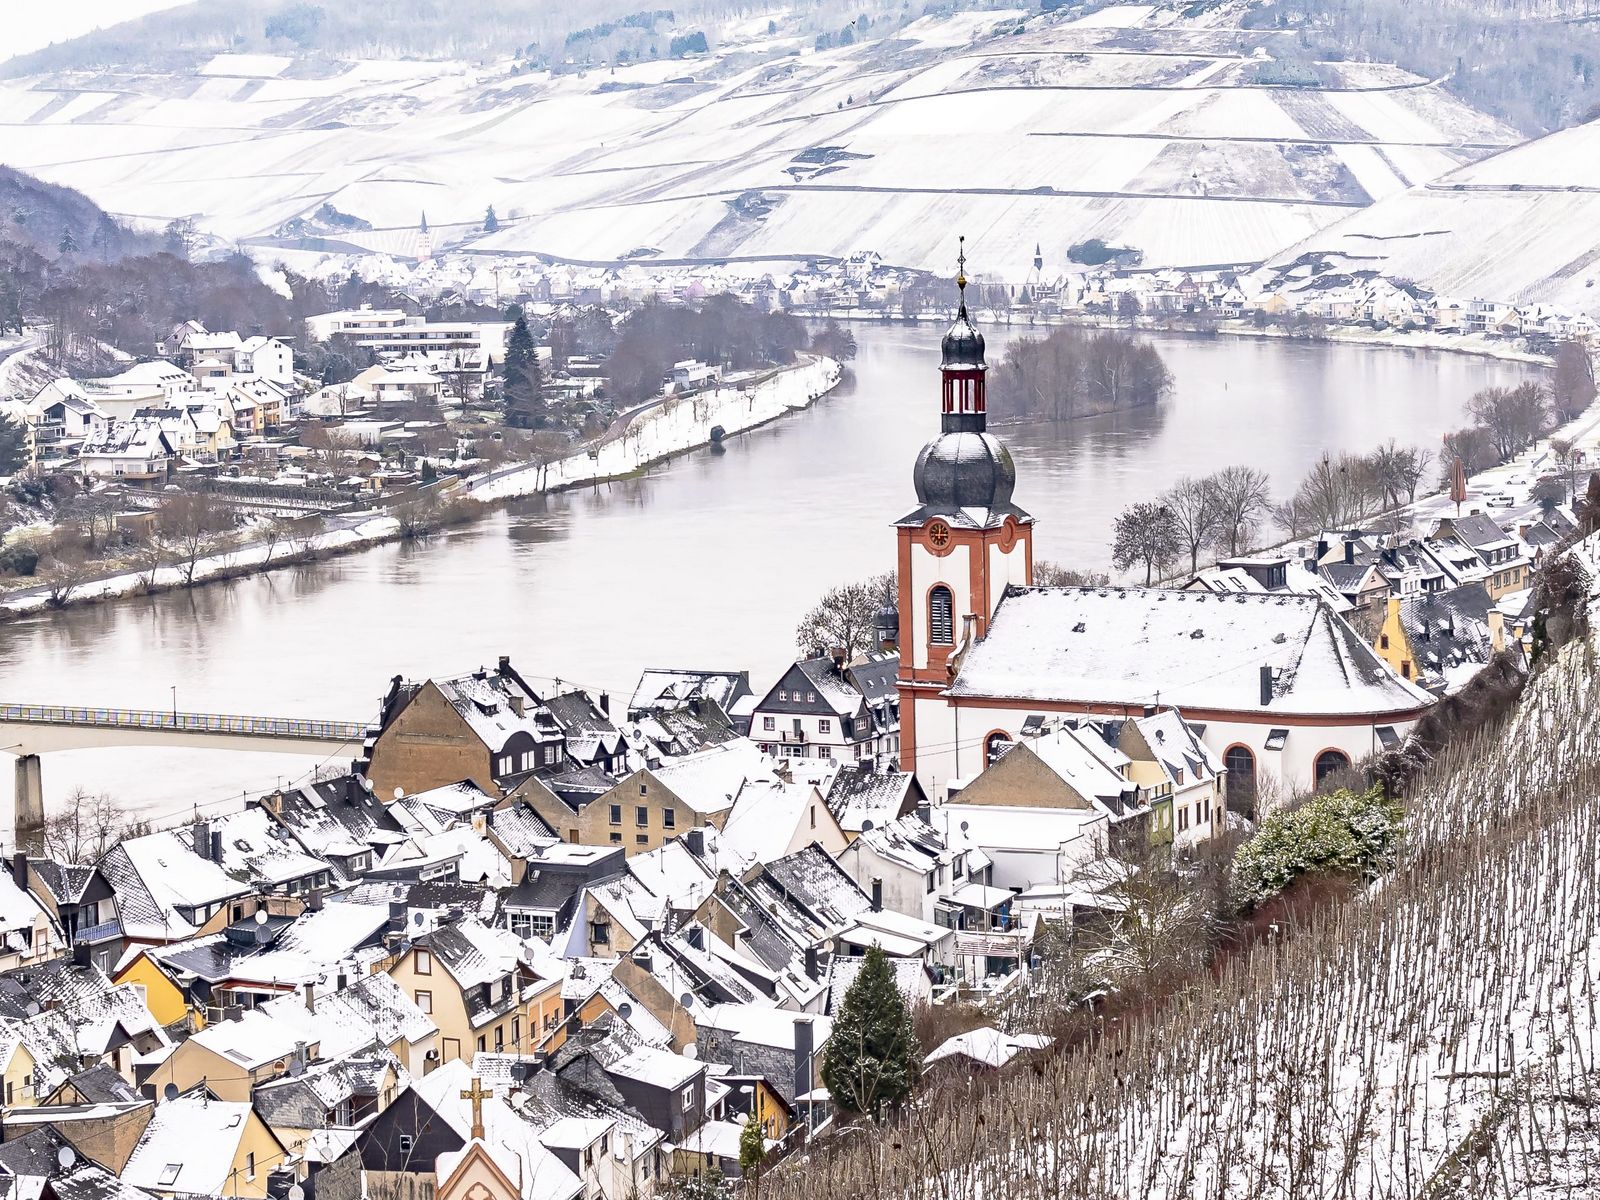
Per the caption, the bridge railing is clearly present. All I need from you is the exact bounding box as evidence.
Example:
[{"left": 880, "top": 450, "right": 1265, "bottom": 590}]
[{"left": 0, "top": 703, "right": 367, "bottom": 742}]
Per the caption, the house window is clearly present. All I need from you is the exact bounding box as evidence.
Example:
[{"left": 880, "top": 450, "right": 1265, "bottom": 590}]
[
  {"left": 763, "top": 716, "right": 775, "bottom": 732},
  {"left": 778, "top": 690, "right": 787, "bottom": 701},
  {"left": 636, "top": 834, "right": 649, "bottom": 846},
  {"left": 662, "top": 809, "right": 676, "bottom": 830},
  {"left": 807, "top": 691, "right": 816, "bottom": 703},
  {"left": 1178, "top": 808, "right": 1189, "bottom": 832},
  {"left": 925, "top": 871, "right": 936, "bottom": 894},
  {"left": 1379, "top": 633, "right": 1389, "bottom": 649},
  {"left": 610, "top": 805, "right": 622, "bottom": 825},
  {"left": 810, "top": 805, "right": 817, "bottom": 828},
  {"left": 495, "top": 1027, "right": 504, "bottom": 1051},
  {"left": 158, "top": 1166, "right": 181, "bottom": 1187},
  {"left": 929, "top": 586, "right": 954, "bottom": 645},
  {"left": 610, "top": 833, "right": 622, "bottom": 844},
  {"left": 639, "top": 783, "right": 648, "bottom": 796},
  {"left": 1314, "top": 749, "right": 1350, "bottom": 786},
  {"left": 399, "top": 1135, "right": 414, "bottom": 1155},
  {"left": 415, "top": 990, "right": 432, "bottom": 1014},
  {"left": 415, "top": 949, "right": 432, "bottom": 975},
  {"left": 819, "top": 719, "right": 832, "bottom": 734},
  {"left": 246, "top": 1153, "right": 256, "bottom": 1181},
  {"left": 477, "top": 1036, "right": 486, "bottom": 1053},
  {"left": 590, "top": 921, "right": 611, "bottom": 945},
  {"left": 682, "top": 1088, "right": 694, "bottom": 1112},
  {"left": 636, "top": 805, "right": 649, "bottom": 826},
  {"left": 1401, "top": 661, "right": 1412, "bottom": 679},
  {"left": 529, "top": 915, "right": 554, "bottom": 937}
]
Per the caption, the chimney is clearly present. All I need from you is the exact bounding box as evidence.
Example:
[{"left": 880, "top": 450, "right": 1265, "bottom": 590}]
[
  {"left": 685, "top": 925, "right": 704, "bottom": 951},
  {"left": 793, "top": 1018, "right": 814, "bottom": 1113},
  {"left": 599, "top": 691, "right": 611, "bottom": 716},
  {"left": 803, "top": 945, "right": 819, "bottom": 979},
  {"left": 194, "top": 820, "right": 210, "bottom": 860},
  {"left": 344, "top": 775, "right": 360, "bottom": 804},
  {"left": 1344, "top": 540, "right": 1355, "bottom": 565},
  {"left": 914, "top": 801, "right": 931, "bottom": 824},
  {"left": 303, "top": 982, "right": 315, "bottom": 1014},
  {"left": 308, "top": 888, "right": 324, "bottom": 912},
  {"left": 1316, "top": 538, "right": 1328, "bottom": 560},
  {"left": 685, "top": 828, "right": 705, "bottom": 858},
  {"left": 497, "top": 655, "right": 512, "bottom": 676},
  {"left": 11, "top": 852, "right": 26, "bottom": 891},
  {"left": 830, "top": 646, "right": 847, "bottom": 673},
  {"left": 509, "top": 694, "right": 525, "bottom": 717},
  {"left": 1259, "top": 665, "right": 1274, "bottom": 707},
  {"left": 870, "top": 878, "right": 883, "bottom": 911},
  {"left": 210, "top": 831, "right": 223, "bottom": 864}
]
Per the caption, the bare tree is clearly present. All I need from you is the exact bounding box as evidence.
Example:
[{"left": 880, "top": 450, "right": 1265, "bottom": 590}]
[
  {"left": 1033, "top": 559, "right": 1110, "bottom": 587},
  {"left": 44, "top": 787, "right": 140, "bottom": 864},
  {"left": 1469, "top": 382, "right": 1548, "bottom": 461},
  {"left": 1110, "top": 501, "right": 1181, "bottom": 585},
  {"left": 1278, "top": 452, "right": 1384, "bottom": 536},
  {"left": 795, "top": 572, "right": 896, "bottom": 659},
  {"left": 1209, "top": 465, "right": 1272, "bottom": 557},
  {"left": 1550, "top": 339, "right": 1596, "bottom": 422},
  {"left": 39, "top": 549, "right": 91, "bottom": 608},
  {"left": 1162, "top": 475, "right": 1222, "bottom": 576},
  {"left": 158, "top": 493, "right": 231, "bottom": 586}
]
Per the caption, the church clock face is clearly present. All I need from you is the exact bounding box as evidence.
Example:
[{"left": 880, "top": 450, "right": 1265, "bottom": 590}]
[{"left": 926, "top": 519, "right": 952, "bottom": 550}]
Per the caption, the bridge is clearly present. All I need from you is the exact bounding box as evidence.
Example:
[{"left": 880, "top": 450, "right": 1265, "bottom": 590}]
[{"left": 0, "top": 702, "right": 371, "bottom": 854}]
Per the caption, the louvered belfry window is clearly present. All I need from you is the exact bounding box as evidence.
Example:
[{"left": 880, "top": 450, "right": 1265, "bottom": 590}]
[{"left": 929, "top": 586, "right": 955, "bottom": 645}]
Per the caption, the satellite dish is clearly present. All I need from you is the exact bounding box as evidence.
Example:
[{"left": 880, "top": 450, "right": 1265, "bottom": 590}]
[
  {"left": 616, "top": 1002, "right": 633, "bottom": 1020},
  {"left": 959, "top": 820, "right": 970, "bottom": 834},
  {"left": 287, "top": 1057, "right": 305, "bottom": 1078},
  {"left": 56, "top": 1147, "right": 76, "bottom": 1170},
  {"left": 394, "top": 787, "right": 405, "bottom": 800},
  {"left": 860, "top": 820, "right": 874, "bottom": 833},
  {"left": 163, "top": 1083, "right": 179, "bottom": 1101},
  {"left": 23, "top": 1001, "right": 40, "bottom": 1017},
  {"left": 734, "top": 1112, "right": 748, "bottom": 1125},
  {"left": 413, "top": 911, "right": 426, "bottom": 926},
  {"left": 679, "top": 991, "right": 695, "bottom": 1009},
  {"left": 255, "top": 910, "right": 269, "bottom": 926},
  {"left": 288, "top": 1188, "right": 305, "bottom": 1200},
  {"left": 682, "top": 1043, "right": 699, "bottom": 1060}
]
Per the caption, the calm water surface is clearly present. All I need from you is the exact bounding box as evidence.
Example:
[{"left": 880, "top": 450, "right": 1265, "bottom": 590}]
[{"left": 0, "top": 325, "right": 1536, "bottom": 819}]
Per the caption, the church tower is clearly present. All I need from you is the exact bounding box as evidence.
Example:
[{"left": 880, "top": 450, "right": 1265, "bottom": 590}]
[{"left": 893, "top": 241, "right": 1033, "bottom": 776}]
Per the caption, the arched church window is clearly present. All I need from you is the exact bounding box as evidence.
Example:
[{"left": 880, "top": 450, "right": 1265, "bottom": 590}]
[
  {"left": 984, "top": 732, "right": 1012, "bottom": 767},
  {"left": 929, "top": 586, "right": 954, "bottom": 645}
]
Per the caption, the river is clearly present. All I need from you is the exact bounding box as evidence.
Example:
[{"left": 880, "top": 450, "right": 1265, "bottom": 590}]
[{"left": 0, "top": 324, "right": 1538, "bottom": 822}]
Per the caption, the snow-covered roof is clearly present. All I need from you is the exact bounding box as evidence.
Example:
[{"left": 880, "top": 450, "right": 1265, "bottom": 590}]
[
  {"left": 99, "top": 830, "right": 252, "bottom": 941},
  {"left": 606, "top": 1045, "right": 702, "bottom": 1091},
  {"left": 717, "top": 780, "right": 828, "bottom": 868},
  {"left": 648, "top": 739, "right": 772, "bottom": 815},
  {"left": 122, "top": 1097, "right": 263, "bottom": 1194},
  {"left": 924, "top": 1026, "right": 1051, "bottom": 1070},
  {"left": 951, "top": 587, "right": 1432, "bottom": 716}
]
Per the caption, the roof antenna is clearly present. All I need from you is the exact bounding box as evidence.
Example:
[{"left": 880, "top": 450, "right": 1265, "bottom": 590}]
[{"left": 956, "top": 236, "right": 968, "bottom": 318}]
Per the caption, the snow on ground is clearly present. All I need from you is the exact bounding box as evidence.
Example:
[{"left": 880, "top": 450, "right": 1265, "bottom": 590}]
[
  {"left": 1261, "top": 117, "right": 1600, "bottom": 311},
  {"left": 0, "top": 4, "right": 1519, "bottom": 276}
]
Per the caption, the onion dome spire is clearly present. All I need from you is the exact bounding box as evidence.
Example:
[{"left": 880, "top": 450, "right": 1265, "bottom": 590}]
[{"left": 941, "top": 236, "right": 985, "bottom": 371}]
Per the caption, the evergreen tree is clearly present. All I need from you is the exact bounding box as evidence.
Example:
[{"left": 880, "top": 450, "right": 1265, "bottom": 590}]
[
  {"left": 821, "top": 946, "right": 920, "bottom": 1120},
  {"left": 738, "top": 1113, "right": 765, "bottom": 1189},
  {"left": 483, "top": 205, "right": 499, "bottom": 233},
  {"left": 420, "top": 211, "right": 429, "bottom": 234},
  {"left": 502, "top": 313, "right": 546, "bottom": 428},
  {"left": 57, "top": 227, "right": 78, "bottom": 256},
  {"left": 0, "top": 414, "right": 29, "bottom": 475}
]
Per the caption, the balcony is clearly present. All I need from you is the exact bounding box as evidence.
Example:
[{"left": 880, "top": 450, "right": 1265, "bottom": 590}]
[
  {"left": 74, "top": 918, "right": 121, "bottom": 945},
  {"left": 780, "top": 729, "right": 807, "bottom": 744}
]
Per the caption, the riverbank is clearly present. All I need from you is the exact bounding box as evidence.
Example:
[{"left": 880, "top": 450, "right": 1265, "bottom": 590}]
[
  {"left": 0, "top": 354, "right": 842, "bottom": 620},
  {"left": 790, "top": 308, "right": 1556, "bottom": 369}
]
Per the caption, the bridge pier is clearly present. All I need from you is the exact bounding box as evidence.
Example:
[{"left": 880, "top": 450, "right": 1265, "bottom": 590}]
[{"left": 13, "top": 754, "right": 42, "bottom": 856}]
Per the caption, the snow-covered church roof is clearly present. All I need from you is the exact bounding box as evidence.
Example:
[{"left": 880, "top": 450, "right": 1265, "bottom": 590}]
[{"left": 948, "top": 587, "right": 1432, "bottom": 717}]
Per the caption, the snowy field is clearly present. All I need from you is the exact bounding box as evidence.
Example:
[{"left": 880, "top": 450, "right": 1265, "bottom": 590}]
[
  {"left": 0, "top": 3, "right": 1519, "bottom": 278},
  {"left": 1262, "top": 118, "right": 1600, "bottom": 311}
]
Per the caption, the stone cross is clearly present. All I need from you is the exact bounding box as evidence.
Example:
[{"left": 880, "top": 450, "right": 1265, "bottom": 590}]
[{"left": 461, "top": 1075, "right": 491, "bottom": 1140}]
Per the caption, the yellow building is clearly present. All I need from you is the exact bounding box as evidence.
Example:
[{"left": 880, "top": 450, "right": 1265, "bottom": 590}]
[
  {"left": 386, "top": 919, "right": 563, "bottom": 1064},
  {"left": 142, "top": 1011, "right": 320, "bottom": 1104},
  {"left": 114, "top": 952, "right": 192, "bottom": 1030}
]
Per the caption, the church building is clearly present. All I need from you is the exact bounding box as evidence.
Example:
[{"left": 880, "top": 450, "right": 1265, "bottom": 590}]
[{"left": 890, "top": 252, "right": 1434, "bottom": 809}]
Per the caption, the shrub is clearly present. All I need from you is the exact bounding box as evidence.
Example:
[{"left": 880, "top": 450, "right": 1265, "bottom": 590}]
[{"left": 1231, "top": 787, "right": 1403, "bottom": 909}]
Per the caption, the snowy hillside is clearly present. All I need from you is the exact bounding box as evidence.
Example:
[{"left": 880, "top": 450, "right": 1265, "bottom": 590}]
[
  {"left": 0, "top": 2, "right": 1519, "bottom": 278},
  {"left": 1255, "top": 117, "right": 1600, "bottom": 311}
]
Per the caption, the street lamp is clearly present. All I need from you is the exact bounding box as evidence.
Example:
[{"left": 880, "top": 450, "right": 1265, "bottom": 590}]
[{"left": 171, "top": 686, "right": 177, "bottom": 726}]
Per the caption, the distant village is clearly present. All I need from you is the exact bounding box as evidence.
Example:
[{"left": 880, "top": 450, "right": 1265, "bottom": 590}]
[{"left": 0, "top": 266, "right": 1593, "bottom": 1200}]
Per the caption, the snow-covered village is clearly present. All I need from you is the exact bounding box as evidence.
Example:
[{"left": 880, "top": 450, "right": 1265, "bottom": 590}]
[{"left": 5, "top": 1, "right": 1600, "bottom": 1198}]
